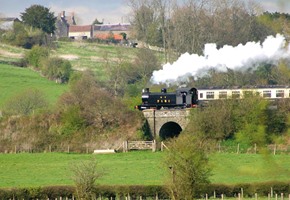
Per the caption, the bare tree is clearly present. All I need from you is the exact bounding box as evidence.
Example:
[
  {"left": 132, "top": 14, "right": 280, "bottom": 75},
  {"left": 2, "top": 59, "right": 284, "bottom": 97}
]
[{"left": 71, "top": 158, "right": 103, "bottom": 200}]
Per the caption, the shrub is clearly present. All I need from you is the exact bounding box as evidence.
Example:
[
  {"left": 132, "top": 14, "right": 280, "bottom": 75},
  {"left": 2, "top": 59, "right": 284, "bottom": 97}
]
[
  {"left": 25, "top": 45, "right": 49, "bottom": 68},
  {"left": 40, "top": 56, "right": 72, "bottom": 83}
]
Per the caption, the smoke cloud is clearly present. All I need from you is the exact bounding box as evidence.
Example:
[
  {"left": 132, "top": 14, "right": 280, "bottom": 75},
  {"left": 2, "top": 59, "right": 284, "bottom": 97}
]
[{"left": 151, "top": 34, "right": 290, "bottom": 85}]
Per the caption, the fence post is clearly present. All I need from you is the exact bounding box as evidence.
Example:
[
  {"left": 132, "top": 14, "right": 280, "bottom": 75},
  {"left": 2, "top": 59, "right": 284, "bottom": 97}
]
[
  {"left": 254, "top": 143, "right": 257, "bottom": 154},
  {"left": 274, "top": 144, "right": 277, "bottom": 155},
  {"left": 271, "top": 187, "right": 273, "bottom": 197},
  {"left": 123, "top": 141, "right": 128, "bottom": 152},
  {"left": 152, "top": 140, "right": 156, "bottom": 152},
  {"left": 241, "top": 188, "right": 244, "bottom": 199},
  {"left": 237, "top": 143, "right": 240, "bottom": 154}
]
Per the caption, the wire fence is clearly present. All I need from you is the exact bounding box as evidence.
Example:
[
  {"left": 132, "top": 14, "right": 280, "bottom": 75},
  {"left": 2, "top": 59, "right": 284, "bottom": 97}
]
[{"left": 0, "top": 142, "right": 289, "bottom": 155}]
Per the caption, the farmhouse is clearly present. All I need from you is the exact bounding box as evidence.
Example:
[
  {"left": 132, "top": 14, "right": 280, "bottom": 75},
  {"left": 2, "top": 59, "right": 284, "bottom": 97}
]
[
  {"left": 69, "top": 25, "right": 93, "bottom": 40},
  {"left": 55, "top": 11, "right": 76, "bottom": 38}
]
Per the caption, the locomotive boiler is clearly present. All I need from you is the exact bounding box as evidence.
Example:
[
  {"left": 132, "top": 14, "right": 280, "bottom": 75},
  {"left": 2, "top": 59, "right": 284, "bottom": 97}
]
[{"left": 135, "top": 87, "right": 198, "bottom": 110}]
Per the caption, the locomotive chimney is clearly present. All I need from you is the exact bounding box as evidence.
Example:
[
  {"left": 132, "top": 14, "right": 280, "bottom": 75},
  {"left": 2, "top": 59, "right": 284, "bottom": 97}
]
[{"left": 161, "top": 88, "right": 167, "bottom": 93}]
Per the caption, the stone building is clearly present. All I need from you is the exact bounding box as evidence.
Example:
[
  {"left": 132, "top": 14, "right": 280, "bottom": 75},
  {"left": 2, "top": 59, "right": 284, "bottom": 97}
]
[{"left": 55, "top": 11, "right": 76, "bottom": 38}]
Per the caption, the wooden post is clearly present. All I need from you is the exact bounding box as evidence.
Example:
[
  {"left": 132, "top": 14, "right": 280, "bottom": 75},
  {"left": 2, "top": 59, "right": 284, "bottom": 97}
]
[
  {"left": 276, "top": 193, "right": 278, "bottom": 200},
  {"left": 241, "top": 188, "right": 244, "bottom": 199},
  {"left": 274, "top": 144, "right": 277, "bottom": 155},
  {"left": 268, "top": 193, "right": 271, "bottom": 200},
  {"left": 15, "top": 145, "right": 17, "bottom": 154},
  {"left": 152, "top": 140, "right": 156, "bottom": 152},
  {"left": 123, "top": 141, "right": 128, "bottom": 152},
  {"left": 255, "top": 193, "right": 258, "bottom": 200},
  {"left": 67, "top": 145, "right": 70, "bottom": 153},
  {"left": 254, "top": 143, "right": 257, "bottom": 154},
  {"left": 237, "top": 143, "right": 240, "bottom": 154},
  {"left": 214, "top": 191, "right": 216, "bottom": 199},
  {"left": 49, "top": 145, "right": 51, "bottom": 153},
  {"left": 206, "top": 193, "right": 208, "bottom": 200},
  {"left": 161, "top": 142, "right": 164, "bottom": 151},
  {"left": 238, "top": 193, "right": 241, "bottom": 200},
  {"left": 221, "top": 194, "right": 224, "bottom": 200},
  {"left": 281, "top": 193, "right": 284, "bottom": 200},
  {"left": 271, "top": 187, "right": 273, "bottom": 197}
]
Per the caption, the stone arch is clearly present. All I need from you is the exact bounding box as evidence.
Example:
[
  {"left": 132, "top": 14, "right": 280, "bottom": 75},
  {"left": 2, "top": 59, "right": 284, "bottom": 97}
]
[{"left": 159, "top": 121, "right": 182, "bottom": 140}]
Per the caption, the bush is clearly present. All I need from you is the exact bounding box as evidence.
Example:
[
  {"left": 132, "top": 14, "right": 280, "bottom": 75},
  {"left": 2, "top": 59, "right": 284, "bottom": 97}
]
[
  {"left": 40, "top": 56, "right": 72, "bottom": 83},
  {"left": 25, "top": 45, "right": 49, "bottom": 68}
]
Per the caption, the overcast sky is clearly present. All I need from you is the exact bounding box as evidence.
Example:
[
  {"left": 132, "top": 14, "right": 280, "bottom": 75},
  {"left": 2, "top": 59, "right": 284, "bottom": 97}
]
[{"left": 0, "top": 0, "right": 290, "bottom": 25}]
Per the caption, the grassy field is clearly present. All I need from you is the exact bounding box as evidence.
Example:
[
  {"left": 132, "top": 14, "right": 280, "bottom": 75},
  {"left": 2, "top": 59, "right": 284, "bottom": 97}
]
[
  {"left": 53, "top": 41, "right": 140, "bottom": 80},
  {"left": 0, "top": 63, "right": 68, "bottom": 108},
  {"left": 0, "top": 151, "right": 289, "bottom": 188}
]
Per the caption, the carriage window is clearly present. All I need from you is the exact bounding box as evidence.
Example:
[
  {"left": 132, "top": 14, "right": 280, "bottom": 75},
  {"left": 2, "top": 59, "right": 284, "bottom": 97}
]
[
  {"left": 232, "top": 91, "right": 240, "bottom": 98},
  {"left": 276, "top": 90, "right": 284, "bottom": 98},
  {"left": 263, "top": 90, "right": 271, "bottom": 98},
  {"left": 199, "top": 93, "right": 203, "bottom": 99},
  {"left": 219, "top": 91, "right": 227, "bottom": 99},
  {"left": 243, "top": 91, "right": 253, "bottom": 98},
  {"left": 206, "top": 92, "right": 214, "bottom": 99}
]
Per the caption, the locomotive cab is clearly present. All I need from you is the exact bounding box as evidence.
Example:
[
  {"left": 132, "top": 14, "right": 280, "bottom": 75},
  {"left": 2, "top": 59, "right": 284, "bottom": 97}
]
[{"left": 136, "top": 87, "right": 198, "bottom": 110}]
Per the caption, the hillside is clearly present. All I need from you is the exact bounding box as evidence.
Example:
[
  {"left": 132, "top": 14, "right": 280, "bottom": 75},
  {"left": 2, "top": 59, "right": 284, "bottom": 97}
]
[
  {"left": 0, "top": 41, "right": 146, "bottom": 108},
  {"left": 0, "top": 63, "right": 68, "bottom": 108}
]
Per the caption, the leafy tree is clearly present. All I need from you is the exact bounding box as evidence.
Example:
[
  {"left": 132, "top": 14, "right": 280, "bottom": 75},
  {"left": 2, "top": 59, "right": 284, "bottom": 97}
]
[
  {"left": 21, "top": 4, "right": 56, "bottom": 34},
  {"left": 2, "top": 21, "right": 44, "bottom": 48},
  {"left": 163, "top": 133, "right": 211, "bottom": 200},
  {"left": 4, "top": 88, "right": 48, "bottom": 116},
  {"left": 58, "top": 71, "right": 139, "bottom": 132}
]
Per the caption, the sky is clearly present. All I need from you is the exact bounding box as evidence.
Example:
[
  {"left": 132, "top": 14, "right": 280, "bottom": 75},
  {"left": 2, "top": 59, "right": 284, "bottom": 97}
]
[{"left": 0, "top": 0, "right": 290, "bottom": 25}]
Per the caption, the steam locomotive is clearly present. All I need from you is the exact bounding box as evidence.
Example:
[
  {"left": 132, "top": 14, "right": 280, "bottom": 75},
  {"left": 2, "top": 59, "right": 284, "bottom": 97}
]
[{"left": 135, "top": 87, "right": 198, "bottom": 110}]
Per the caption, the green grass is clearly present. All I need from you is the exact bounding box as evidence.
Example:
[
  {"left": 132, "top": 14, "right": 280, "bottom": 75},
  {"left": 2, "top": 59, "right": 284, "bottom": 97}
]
[
  {"left": 0, "top": 63, "right": 68, "bottom": 108},
  {"left": 53, "top": 41, "right": 140, "bottom": 80},
  {"left": 0, "top": 151, "right": 289, "bottom": 188}
]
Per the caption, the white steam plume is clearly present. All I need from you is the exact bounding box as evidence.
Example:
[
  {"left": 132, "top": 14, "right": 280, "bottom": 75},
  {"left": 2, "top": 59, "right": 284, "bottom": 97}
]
[{"left": 151, "top": 34, "right": 290, "bottom": 85}]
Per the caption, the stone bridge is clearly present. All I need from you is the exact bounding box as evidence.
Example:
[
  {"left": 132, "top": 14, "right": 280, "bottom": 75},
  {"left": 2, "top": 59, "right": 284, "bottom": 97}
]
[{"left": 142, "top": 109, "right": 191, "bottom": 140}]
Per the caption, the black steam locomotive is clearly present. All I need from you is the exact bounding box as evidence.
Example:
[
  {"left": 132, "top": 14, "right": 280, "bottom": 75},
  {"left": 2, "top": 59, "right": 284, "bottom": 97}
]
[{"left": 135, "top": 87, "right": 198, "bottom": 110}]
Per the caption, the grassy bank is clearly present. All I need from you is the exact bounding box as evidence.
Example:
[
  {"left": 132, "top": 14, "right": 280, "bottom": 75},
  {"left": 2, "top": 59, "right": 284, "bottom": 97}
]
[
  {"left": 0, "top": 151, "right": 289, "bottom": 188},
  {"left": 0, "top": 63, "right": 68, "bottom": 108}
]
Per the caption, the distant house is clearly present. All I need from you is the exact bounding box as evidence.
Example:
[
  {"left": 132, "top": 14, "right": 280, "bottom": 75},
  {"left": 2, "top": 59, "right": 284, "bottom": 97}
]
[
  {"left": 93, "top": 23, "right": 131, "bottom": 41},
  {"left": 55, "top": 11, "right": 76, "bottom": 38},
  {"left": 0, "top": 18, "right": 20, "bottom": 30},
  {"left": 69, "top": 25, "right": 93, "bottom": 39}
]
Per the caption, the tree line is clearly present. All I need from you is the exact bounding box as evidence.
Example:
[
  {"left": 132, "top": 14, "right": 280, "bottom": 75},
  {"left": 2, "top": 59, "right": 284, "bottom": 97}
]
[{"left": 128, "top": 0, "right": 290, "bottom": 61}]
